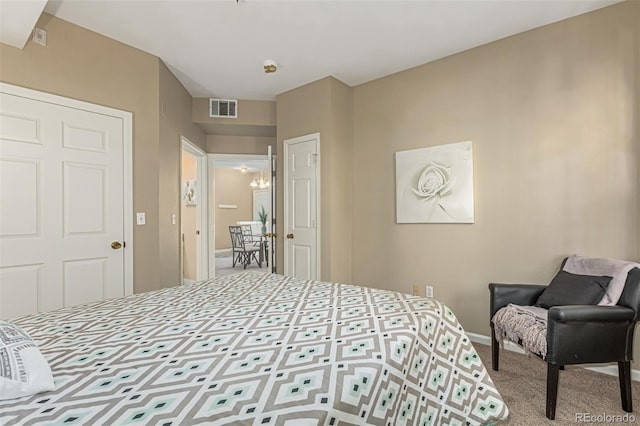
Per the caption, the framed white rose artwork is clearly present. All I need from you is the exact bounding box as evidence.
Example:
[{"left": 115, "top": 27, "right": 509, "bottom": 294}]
[{"left": 395, "top": 141, "right": 474, "bottom": 223}]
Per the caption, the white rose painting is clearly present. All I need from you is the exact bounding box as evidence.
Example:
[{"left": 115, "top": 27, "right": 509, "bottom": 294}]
[{"left": 396, "top": 141, "right": 474, "bottom": 223}]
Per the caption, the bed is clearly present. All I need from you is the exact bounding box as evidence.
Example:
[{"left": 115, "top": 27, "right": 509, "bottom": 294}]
[{"left": 0, "top": 272, "right": 508, "bottom": 425}]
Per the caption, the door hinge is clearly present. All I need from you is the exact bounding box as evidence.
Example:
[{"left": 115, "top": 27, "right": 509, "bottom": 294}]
[{"left": 312, "top": 153, "right": 319, "bottom": 164}]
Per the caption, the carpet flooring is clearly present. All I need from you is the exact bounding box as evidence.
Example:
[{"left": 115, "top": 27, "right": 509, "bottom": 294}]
[{"left": 473, "top": 343, "right": 640, "bottom": 425}]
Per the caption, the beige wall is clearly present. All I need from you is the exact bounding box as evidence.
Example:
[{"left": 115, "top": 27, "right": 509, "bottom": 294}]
[
  {"left": 207, "top": 135, "right": 274, "bottom": 155},
  {"left": 0, "top": 14, "right": 161, "bottom": 293},
  {"left": 0, "top": 14, "right": 205, "bottom": 293},
  {"left": 350, "top": 1, "right": 639, "bottom": 356},
  {"left": 328, "top": 78, "right": 353, "bottom": 283},
  {"left": 158, "top": 61, "right": 206, "bottom": 286},
  {"left": 181, "top": 151, "right": 198, "bottom": 281},
  {"left": 276, "top": 77, "right": 353, "bottom": 283},
  {"left": 637, "top": 2, "right": 640, "bottom": 250},
  {"left": 214, "top": 169, "right": 257, "bottom": 249}
]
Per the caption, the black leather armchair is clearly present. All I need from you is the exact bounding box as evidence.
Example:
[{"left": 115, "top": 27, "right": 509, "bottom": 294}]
[{"left": 489, "top": 264, "right": 640, "bottom": 420}]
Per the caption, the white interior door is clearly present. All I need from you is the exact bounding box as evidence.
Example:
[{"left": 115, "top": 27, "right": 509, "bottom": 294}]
[
  {"left": 284, "top": 134, "right": 319, "bottom": 280},
  {"left": 0, "top": 89, "right": 129, "bottom": 318},
  {"left": 268, "top": 145, "right": 276, "bottom": 273},
  {"left": 252, "top": 189, "right": 270, "bottom": 224}
]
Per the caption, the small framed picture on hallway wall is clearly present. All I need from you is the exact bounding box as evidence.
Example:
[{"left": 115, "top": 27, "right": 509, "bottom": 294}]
[{"left": 183, "top": 180, "right": 197, "bottom": 206}]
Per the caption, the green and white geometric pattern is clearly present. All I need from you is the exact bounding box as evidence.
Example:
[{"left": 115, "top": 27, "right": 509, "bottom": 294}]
[{"left": 0, "top": 272, "right": 508, "bottom": 425}]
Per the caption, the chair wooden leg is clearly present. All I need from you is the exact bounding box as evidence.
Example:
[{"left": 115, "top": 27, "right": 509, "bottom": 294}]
[
  {"left": 618, "top": 361, "right": 633, "bottom": 412},
  {"left": 490, "top": 325, "right": 499, "bottom": 371},
  {"left": 546, "top": 364, "right": 560, "bottom": 420}
]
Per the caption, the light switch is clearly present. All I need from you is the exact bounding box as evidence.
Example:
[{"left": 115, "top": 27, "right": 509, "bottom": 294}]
[
  {"left": 136, "top": 212, "right": 146, "bottom": 225},
  {"left": 171, "top": 213, "right": 176, "bottom": 225}
]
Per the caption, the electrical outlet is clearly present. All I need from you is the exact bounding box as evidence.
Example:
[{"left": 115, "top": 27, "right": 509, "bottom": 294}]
[
  {"left": 412, "top": 285, "right": 421, "bottom": 297},
  {"left": 426, "top": 285, "right": 434, "bottom": 298}
]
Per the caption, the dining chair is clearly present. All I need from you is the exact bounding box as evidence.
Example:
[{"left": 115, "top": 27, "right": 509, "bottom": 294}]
[
  {"left": 240, "top": 224, "right": 267, "bottom": 267},
  {"left": 229, "top": 225, "right": 261, "bottom": 269}
]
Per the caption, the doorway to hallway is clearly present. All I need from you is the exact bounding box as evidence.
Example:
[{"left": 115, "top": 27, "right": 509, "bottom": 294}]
[
  {"left": 209, "top": 153, "right": 275, "bottom": 277},
  {"left": 180, "top": 138, "right": 208, "bottom": 284}
]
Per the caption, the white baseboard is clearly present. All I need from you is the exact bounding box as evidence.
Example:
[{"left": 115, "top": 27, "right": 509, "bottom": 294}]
[
  {"left": 467, "top": 332, "right": 640, "bottom": 382},
  {"left": 215, "top": 248, "right": 232, "bottom": 254},
  {"left": 182, "top": 278, "right": 196, "bottom": 285},
  {"left": 467, "top": 332, "right": 527, "bottom": 355}
]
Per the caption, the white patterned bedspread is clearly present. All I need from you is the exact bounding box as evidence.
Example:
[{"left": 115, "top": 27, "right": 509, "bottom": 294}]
[{"left": 0, "top": 272, "right": 508, "bottom": 425}]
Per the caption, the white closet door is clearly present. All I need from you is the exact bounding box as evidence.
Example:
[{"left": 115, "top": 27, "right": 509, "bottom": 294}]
[
  {"left": 0, "top": 92, "right": 125, "bottom": 318},
  {"left": 284, "top": 134, "right": 319, "bottom": 280}
]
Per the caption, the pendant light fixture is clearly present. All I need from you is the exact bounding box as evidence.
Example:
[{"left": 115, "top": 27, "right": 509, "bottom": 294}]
[{"left": 250, "top": 168, "right": 270, "bottom": 189}]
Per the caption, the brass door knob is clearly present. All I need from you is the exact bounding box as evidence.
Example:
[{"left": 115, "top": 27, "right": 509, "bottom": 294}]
[
  {"left": 111, "top": 241, "right": 123, "bottom": 250},
  {"left": 286, "top": 233, "right": 294, "bottom": 239}
]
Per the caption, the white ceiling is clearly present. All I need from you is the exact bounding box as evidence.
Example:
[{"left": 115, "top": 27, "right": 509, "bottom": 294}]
[
  {"left": 7, "top": 0, "right": 623, "bottom": 100},
  {"left": 0, "top": 0, "right": 48, "bottom": 48}
]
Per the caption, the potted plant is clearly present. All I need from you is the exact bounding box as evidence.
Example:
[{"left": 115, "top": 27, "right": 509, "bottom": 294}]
[{"left": 258, "top": 205, "right": 268, "bottom": 235}]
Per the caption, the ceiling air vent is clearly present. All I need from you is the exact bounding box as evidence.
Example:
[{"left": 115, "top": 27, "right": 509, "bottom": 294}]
[{"left": 209, "top": 98, "right": 238, "bottom": 118}]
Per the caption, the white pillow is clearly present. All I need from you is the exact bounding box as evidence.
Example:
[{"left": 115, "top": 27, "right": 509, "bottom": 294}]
[{"left": 0, "top": 320, "right": 55, "bottom": 400}]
